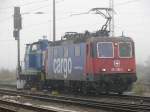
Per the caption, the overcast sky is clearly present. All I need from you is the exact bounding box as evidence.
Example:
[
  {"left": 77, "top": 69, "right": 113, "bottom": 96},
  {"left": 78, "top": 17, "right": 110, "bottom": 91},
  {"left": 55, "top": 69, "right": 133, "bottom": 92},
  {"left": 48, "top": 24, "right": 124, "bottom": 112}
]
[{"left": 0, "top": 0, "right": 150, "bottom": 69}]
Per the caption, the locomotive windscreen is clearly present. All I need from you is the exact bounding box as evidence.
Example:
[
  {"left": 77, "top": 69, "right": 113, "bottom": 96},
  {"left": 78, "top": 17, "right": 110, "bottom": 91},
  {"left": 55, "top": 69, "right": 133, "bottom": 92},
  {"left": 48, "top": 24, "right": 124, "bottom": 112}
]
[
  {"left": 97, "top": 42, "right": 113, "bottom": 58},
  {"left": 119, "top": 42, "right": 132, "bottom": 58}
]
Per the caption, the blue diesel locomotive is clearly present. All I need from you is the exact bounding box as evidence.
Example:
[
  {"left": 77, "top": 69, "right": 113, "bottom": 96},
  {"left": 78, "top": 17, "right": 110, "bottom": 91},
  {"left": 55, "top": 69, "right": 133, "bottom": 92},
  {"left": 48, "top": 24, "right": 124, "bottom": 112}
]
[{"left": 18, "top": 39, "right": 49, "bottom": 89}]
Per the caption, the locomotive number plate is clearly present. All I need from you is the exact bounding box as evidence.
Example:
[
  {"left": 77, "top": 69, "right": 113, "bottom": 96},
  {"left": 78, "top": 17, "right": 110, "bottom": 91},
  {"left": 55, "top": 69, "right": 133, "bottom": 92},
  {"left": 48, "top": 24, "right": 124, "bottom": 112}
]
[{"left": 111, "top": 68, "right": 123, "bottom": 72}]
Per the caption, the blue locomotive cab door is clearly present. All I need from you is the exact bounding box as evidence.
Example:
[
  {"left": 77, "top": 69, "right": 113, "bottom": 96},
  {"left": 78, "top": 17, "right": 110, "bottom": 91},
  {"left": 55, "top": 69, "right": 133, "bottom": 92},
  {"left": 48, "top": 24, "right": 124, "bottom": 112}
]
[
  {"left": 24, "top": 39, "right": 49, "bottom": 71},
  {"left": 29, "top": 43, "right": 42, "bottom": 70}
]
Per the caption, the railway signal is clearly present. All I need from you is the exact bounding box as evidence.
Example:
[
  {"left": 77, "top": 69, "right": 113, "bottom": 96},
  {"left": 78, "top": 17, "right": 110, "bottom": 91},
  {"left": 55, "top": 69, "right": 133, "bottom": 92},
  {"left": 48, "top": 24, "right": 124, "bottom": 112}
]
[
  {"left": 14, "top": 7, "right": 22, "bottom": 30},
  {"left": 13, "top": 7, "right": 22, "bottom": 40},
  {"left": 13, "top": 7, "right": 22, "bottom": 80}
]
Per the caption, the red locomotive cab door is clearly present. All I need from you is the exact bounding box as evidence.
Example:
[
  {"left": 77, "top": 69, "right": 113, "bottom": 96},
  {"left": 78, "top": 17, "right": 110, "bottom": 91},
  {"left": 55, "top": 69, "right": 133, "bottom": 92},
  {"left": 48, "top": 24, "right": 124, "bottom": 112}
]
[{"left": 86, "top": 43, "right": 93, "bottom": 76}]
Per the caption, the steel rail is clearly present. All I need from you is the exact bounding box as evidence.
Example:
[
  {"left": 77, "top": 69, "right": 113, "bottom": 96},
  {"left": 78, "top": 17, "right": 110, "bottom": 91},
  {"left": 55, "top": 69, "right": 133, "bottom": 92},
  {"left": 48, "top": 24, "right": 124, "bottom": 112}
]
[
  {"left": 0, "top": 89, "right": 150, "bottom": 112},
  {"left": 0, "top": 84, "right": 16, "bottom": 89},
  {"left": 0, "top": 105, "right": 17, "bottom": 112},
  {"left": 94, "top": 93, "right": 150, "bottom": 103},
  {"left": 1, "top": 84, "right": 150, "bottom": 103},
  {"left": 0, "top": 99, "right": 61, "bottom": 112},
  {"left": 0, "top": 84, "right": 150, "bottom": 103}
]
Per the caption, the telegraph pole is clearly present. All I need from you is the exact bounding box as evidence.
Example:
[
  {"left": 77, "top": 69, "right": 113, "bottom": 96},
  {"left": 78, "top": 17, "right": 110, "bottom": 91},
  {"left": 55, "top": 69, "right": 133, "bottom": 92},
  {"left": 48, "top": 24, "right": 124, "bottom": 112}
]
[
  {"left": 53, "top": 0, "right": 56, "bottom": 42},
  {"left": 109, "top": 0, "right": 115, "bottom": 36}
]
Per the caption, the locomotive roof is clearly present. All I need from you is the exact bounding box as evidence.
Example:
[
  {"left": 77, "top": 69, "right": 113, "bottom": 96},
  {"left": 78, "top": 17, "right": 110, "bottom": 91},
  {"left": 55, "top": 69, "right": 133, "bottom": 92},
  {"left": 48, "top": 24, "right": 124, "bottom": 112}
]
[
  {"left": 49, "top": 36, "right": 134, "bottom": 46},
  {"left": 88, "top": 36, "right": 134, "bottom": 42},
  {"left": 27, "top": 31, "right": 133, "bottom": 46},
  {"left": 26, "top": 39, "right": 52, "bottom": 45}
]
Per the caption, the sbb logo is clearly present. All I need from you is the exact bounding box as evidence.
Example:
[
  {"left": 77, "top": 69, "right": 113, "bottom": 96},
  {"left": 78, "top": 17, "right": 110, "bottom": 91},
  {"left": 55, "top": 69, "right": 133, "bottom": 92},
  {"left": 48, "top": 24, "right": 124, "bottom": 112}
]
[{"left": 53, "top": 58, "right": 72, "bottom": 79}]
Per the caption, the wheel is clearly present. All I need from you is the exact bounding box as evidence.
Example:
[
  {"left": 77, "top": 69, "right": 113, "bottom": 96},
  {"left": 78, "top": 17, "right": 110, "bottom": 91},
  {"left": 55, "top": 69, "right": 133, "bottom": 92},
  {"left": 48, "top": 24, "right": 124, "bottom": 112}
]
[{"left": 82, "top": 82, "right": 88, "bottom": 95}]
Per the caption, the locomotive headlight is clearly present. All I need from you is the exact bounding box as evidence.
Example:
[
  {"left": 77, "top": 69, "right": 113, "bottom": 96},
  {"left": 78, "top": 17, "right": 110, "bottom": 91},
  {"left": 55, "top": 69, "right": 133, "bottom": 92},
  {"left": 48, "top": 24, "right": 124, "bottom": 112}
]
[
  {"left": 128, "top": 69, "right": 132, "bottom": 72},
  {"left": 102, "top": 68, "right": 106, "bottom": 72},
  {"left": 115, "top": 43, "right": 118, "bottom": 46}
]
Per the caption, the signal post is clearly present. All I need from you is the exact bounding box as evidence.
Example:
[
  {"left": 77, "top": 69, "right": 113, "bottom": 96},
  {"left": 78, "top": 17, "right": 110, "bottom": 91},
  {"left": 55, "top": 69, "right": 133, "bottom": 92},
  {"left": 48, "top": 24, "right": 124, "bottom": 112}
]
[{"left": 13, "top": 7, "right": 22, "bottom": 84}]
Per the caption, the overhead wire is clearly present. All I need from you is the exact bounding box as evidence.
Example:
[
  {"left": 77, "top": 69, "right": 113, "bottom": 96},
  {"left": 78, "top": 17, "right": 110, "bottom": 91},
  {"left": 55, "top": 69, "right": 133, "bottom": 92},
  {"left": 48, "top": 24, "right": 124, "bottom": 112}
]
[
  {"left": 115, "top": 0, "right": 142, "bottom": 6},
  {"left": 69, "top": 0, "right": 143, "bottom": 17},
  {"left": 0, "top": 0, "right": 48, "bottom": 12},
  {"left": 0, "top": 0, "right": 64, "bottom": 12},
  {"left": 19, "top": 0, "right": 48, "bottom": 7},
  {"left": 0, "top": 0, "right": 143, "bottom": 33},
  {"left": 21, "top": 0, "right": 65, "bottom": 14},
  {"left": 21, "top": 5, "right": 49, "bottom": 14},
  {"left": 0, "top": 4, "right": 49, "bottom": 24},
  {"left": 0, "top": 0, "right": 144, "bottom": 24},
  {"left": 0, "top": 0, "right": 66, "bottom": 21},
  {"left": 54, "top": 0, "right": 144, "bottom": 35}
]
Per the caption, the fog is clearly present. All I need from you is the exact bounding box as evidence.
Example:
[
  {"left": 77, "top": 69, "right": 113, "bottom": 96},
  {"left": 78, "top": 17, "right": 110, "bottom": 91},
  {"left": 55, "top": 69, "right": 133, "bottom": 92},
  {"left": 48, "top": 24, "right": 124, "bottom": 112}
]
[{"left": 0, "top": 0, "right": 150, "bottom": 69}]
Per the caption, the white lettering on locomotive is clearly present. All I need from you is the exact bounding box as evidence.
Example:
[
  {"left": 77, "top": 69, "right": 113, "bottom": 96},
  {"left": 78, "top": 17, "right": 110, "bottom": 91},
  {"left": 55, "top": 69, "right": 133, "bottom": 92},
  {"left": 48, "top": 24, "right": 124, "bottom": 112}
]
[{"left": 53, "top": 58, "right": 72, "bottom": 79}]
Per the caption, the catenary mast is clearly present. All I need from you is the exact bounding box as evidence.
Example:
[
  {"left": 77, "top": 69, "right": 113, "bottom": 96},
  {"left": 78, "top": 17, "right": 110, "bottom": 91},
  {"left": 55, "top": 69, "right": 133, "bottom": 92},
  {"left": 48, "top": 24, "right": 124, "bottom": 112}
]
[
  {"left": 109, "top": 0, "right": 115, "bottom": 36},
  {"left": 53, "top": 0, "right": 56, "bottom": 42}
]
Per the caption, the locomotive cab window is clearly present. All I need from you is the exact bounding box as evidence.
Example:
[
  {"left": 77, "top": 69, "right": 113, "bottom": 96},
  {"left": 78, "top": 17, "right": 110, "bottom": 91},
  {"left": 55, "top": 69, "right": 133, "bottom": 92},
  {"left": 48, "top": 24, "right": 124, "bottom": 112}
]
[
  {"left": 119, "top": 42, "right": 132, "bottom": 58},
  {"left": 97, "top": 42, "right": 114, "bottom": 58},
  {"left": 31, "top": 44, "right": 38, "bottom": 51}
]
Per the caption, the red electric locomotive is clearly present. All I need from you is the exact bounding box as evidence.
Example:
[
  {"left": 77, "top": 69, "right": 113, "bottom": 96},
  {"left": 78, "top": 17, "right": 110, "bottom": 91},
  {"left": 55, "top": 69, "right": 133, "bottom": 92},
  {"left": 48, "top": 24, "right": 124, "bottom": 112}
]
[
  {"left": 85, "top": 37, "right": 136, "bottom": 93},
  {"left": 43, "top": 32, "right": 136, "bottom": 94}
]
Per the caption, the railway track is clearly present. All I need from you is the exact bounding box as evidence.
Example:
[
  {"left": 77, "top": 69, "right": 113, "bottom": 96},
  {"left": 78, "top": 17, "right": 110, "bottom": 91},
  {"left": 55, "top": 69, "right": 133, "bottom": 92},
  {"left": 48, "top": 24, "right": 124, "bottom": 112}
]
[
  {"left": 0, "top": 84, "right": 150, "bottom": 104},
  {"left": 1, "top": 84, "right": 150, "bottom": 103},
  {"left": 0, "top": 83, "right": 16, "bottom": 89},
  {"left": 0, "top": 105, "right": 17, "bottom": 112},
  {"left": 0, "top": 98, "right": 62, "bottom": 112},
  {"left": 99, "top": 93, "right": 150, "bottom": 103},
  {"left": 0, "top": 89, "right": 150, "bottom": 112}
]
